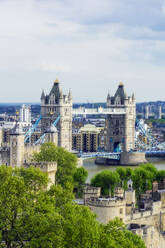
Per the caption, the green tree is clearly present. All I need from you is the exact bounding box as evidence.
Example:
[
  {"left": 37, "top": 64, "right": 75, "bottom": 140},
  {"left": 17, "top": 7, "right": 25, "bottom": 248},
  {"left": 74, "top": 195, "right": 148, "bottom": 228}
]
[
  {"left": 99, "top": 218, "right": 146, "bottom": 248},
  {"left": 0, "top": 166, "right": 145, "bottom": 248},
  {"left": 73, "top": 167, "right": 88, "bottom": 197},
  {"left": 91, "top": 170, "right": 120, "bottom": 196},
  {"left": 156, "top": 170, "right": 165, "bottom": 182},
  {"left": 139, "top": 163, "right": 157, "bottom": 182},
  {"left": 74, "top": 167, "right": 88, "bottom": 185},
  {"left": 131, "top": 164, "right": 158, "bottom": 202},
  {"left": 62, "top": 204, "right": 100, "bottom": 248},
  {"left": 116, "top": 167, "right": 133, "bottom": 190},
  {"left": 48, "top": 183, "right": 100, "bottom": 248},
  {"left": 0, "top": 165, "right": 64, "bottom": 248},
  {"left": 132, "top": 167, "right": 153, "bottom": 201},
  {"left": 33, "top": 142, "right": 77, "bottom": 188}
]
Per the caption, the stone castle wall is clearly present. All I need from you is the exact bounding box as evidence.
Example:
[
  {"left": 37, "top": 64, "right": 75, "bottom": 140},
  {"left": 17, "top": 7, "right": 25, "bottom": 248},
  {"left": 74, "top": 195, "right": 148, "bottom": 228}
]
[
  {"left": 24, "top": 145, "right": 41, "bottom": 162},
  {"left": 0, "top": 147, "right": 10, "bottom": 165},
  {"left": 24, "top": 161, "right": 57, "bottom": 189},
  {"left": 87, "top": 197, "right": 126, "bottom": 223}
]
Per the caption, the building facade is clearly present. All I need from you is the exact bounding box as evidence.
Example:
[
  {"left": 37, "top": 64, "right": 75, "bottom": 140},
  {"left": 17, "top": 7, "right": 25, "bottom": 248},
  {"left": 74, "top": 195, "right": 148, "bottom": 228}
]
[
  {"left": 72, "top": 124, "right": 104, "bottom": 152},
  {"left": 19, "top": 104, "right": 31, "bottom": 125}
]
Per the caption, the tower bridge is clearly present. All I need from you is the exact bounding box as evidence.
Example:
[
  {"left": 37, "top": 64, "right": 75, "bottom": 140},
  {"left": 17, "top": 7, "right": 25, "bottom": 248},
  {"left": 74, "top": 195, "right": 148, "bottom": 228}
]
[
  {"left": 39, "top": 81, "right": 136, "bottom": 154},
  {"left": 73, "top": 82, "right": 136, "bottom": 153},
  {"left": 1, "top": 79, "right": 164, "bottom": 168}
]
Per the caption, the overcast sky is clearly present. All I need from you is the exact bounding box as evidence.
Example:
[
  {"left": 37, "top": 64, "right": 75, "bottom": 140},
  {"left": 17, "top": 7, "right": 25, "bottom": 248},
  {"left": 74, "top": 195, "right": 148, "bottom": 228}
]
[{"left": 0, "top": 0, "right": 165, "bottom": 103}]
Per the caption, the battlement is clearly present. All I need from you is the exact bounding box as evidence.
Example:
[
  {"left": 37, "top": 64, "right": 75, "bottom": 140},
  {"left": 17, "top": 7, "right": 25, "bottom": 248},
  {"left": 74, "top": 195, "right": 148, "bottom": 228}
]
[
  {"left": 23, "top": 161, "right": 57, "bottom": 173},
  {"left": 23, "top": 161, "right": 57, "bottom": 189},
  {"left": 86, "top": 196, "right": 126, "bottom": 207},
  {"left": 84, "top": 185, "right": 101, "bottom": 195}
]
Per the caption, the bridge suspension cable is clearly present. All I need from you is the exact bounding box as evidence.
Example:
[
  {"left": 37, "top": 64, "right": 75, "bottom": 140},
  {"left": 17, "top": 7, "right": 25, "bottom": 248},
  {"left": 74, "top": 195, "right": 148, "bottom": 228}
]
[
  {"left": 135, "top": 119, "right": 165, "bottom": 150},
  {"left": 24, "top": 115, "right": 42, "bottom": 143},
  {"left": 34, "top": 115, "right": 61, "bottom": 146}
]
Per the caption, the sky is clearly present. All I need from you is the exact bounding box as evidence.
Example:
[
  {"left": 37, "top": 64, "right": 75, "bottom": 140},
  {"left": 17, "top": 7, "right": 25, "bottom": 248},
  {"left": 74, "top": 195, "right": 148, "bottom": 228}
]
[{"left": 0, "top": 0, "right": 165, "bottom": 103}]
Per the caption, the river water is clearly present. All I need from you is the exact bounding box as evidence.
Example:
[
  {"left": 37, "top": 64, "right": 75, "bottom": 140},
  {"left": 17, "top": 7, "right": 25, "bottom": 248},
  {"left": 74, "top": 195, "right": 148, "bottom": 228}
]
[{"left": 83, "top": 157, "right": 165, "bottom": 183}]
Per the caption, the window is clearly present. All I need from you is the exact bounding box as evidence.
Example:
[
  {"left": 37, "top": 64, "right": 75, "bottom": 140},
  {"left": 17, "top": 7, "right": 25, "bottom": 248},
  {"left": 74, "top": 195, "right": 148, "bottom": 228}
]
[{"left": 119, "top": 208, "right": 123, "bottom": 214}]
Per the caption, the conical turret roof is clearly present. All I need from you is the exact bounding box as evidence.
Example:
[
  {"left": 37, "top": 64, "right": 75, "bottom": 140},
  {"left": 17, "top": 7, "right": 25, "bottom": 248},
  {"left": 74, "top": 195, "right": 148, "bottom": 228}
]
[
  {"left": 41, "top": 90, "right": 45, "bottom": 99},
  {"left": 113, "top": 82, "right": 127, "bottom": 104},
  {"left": 49, "top": 79, "right": 61, "bottom": 104}
]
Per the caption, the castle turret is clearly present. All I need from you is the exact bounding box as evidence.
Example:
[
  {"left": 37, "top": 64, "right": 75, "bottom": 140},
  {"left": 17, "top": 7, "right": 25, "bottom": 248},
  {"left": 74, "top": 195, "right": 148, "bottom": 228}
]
[
  {"left": 86, "top": 196, "right": 126, "bottom": 224},
  {"left": 10, "top": 123, "right": 25, "bottom": 167},
  {"left": 125, "top": 179, "right": 136, "bottom": 215}
]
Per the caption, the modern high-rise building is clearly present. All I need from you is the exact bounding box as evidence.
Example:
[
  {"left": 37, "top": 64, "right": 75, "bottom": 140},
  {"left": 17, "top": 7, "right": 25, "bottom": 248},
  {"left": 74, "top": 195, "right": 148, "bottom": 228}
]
[{"left": 19, "top": 104, "right": 31, "bottom": 125}]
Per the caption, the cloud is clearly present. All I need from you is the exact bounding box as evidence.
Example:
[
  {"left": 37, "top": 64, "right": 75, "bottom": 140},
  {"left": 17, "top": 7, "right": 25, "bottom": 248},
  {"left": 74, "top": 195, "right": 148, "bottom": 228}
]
[
  {"left": 40, "top": 63, "right": 71, "bottom": 73},
  {"left": 0, "top": 0, "right": 165, "bottom": 102}
]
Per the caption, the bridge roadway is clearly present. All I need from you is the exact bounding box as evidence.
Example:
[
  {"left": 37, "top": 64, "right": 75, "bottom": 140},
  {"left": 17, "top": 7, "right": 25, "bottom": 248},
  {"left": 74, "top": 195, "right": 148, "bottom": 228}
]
[
  {"left": 79, "top": 151, "right": 165, "bottom": 160},
  {"left": 80, "top": 152, "right": 121, "bottom": 160},
  {"left": 73, "top": 107, "right": 126, "bottom": 115}
]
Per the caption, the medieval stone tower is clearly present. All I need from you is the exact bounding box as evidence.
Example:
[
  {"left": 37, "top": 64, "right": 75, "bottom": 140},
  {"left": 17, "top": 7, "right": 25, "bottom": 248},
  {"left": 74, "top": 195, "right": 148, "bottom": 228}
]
[
  {"left": 105, "top": 83, "right": 136, "bottom": 152},
  {"left": 10, "top": 123, "right": 25, "bottom": 167},
  {"left": 41, "top": 79, "right": 72, "bottom": 152}
]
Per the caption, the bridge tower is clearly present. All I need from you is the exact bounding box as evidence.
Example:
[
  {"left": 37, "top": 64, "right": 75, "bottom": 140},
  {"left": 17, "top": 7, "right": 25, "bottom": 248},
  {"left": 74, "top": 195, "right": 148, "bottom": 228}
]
[
  {"left": 105, "top": 83, "right": 136, "bottom": 152},
  {"left": 41, "top": 79, "right": 72, "bottom": 151}
]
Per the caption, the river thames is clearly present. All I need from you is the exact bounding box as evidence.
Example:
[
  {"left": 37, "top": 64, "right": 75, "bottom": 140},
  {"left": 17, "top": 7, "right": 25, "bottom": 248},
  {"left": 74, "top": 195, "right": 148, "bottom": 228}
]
[{"left": 83, "top": 157, "right": 165, "bottom": 183}]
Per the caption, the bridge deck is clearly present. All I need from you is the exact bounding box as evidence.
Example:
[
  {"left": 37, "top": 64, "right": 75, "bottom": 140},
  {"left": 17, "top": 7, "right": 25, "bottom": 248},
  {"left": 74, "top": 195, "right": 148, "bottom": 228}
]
[{"left": 73, "top": 107, "right": 126, "bottom": 115}]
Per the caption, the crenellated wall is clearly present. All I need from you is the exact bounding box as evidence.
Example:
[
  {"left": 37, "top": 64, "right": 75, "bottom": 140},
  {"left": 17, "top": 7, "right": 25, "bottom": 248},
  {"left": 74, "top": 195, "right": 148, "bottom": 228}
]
[
  {"left": 24, "top": 161, "right": 57, "bottom": 189},
  {"left": 86, "top": 197, "right": 126, "bottom": 223}
]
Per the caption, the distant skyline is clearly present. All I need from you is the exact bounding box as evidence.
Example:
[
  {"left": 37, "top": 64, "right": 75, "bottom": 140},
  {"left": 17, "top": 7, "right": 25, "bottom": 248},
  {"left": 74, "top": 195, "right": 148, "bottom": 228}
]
[{"left": 0, "top": 0, "right": 165, "bottom": 103}]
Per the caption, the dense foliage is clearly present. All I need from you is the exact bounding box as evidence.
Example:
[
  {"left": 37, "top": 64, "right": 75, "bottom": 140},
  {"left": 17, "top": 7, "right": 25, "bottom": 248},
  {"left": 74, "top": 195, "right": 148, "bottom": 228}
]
[
  {"left": 33, "top": 142, "right": 88, "bottom": 194},
  {"left": 91, "top": 170, "right": 120, "bottom": 196},
  {"left": 73, "top": 167, "right": 88, "bottom": 197},
  {"left": 0, "top": 165, "right": 146, "bottom": 248},
  {"left": 91, "top": 163, "right": 163, "bottom": 201},
  {"left": 33, "top": 143, "right": 78, "bottom": 188}
]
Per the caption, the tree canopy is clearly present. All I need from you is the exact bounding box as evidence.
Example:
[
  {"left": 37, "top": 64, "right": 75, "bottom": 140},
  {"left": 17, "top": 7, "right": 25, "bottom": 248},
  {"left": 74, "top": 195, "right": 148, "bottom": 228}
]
[
  {"left": 33, "top": 142, "right": 78, "bottom": 188},
  {"left": 91, "top": 163, "right": 163, "bottom": 202},
  {"left": 100, "top": 218, "right": 146, "bottom": 248},
  {"left": 0, "top": 165, "right": 146, "bottom": 248},
  {"left": 91, "top": 170, "right": 120, "bottom": 196}
]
